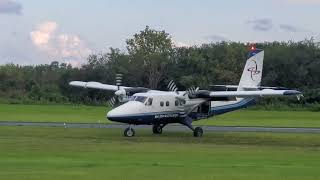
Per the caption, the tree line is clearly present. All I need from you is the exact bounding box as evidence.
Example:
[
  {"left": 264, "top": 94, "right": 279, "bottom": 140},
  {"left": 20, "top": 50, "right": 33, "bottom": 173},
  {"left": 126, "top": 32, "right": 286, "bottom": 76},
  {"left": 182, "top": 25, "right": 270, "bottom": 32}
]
[{"left": 0, "top": 26, "right": 319, "bottom": 108}]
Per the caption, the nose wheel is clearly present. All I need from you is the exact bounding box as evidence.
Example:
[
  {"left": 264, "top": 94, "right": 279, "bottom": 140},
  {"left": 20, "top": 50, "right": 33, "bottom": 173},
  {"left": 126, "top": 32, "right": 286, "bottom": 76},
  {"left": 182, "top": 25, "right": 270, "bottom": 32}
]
[{"left": 124, "top": 127, "right": 135, "bottom": 137}]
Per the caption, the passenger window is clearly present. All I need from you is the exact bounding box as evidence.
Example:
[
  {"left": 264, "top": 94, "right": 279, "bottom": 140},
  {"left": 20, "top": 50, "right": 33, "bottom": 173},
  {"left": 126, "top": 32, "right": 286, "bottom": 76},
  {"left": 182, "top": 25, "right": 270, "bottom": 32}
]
[
  {"left": 146, "top": 98, "right": 153, "bottom": 106},
  {"left": 175, "top": 100, "right": 179, "bottom": 106},
  {"left": 160, "top": 101, "right": 164, "bottom": 107},
  {"left": 166, "top": 101, "right": 170, "bottom": 106}
]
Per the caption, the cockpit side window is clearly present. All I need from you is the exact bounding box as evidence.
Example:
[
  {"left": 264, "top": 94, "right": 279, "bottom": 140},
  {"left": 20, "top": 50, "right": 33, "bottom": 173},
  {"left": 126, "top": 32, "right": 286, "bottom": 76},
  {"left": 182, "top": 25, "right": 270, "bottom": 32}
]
[{"left": 145, "top": 98, "right": 153, "bottom": 106}]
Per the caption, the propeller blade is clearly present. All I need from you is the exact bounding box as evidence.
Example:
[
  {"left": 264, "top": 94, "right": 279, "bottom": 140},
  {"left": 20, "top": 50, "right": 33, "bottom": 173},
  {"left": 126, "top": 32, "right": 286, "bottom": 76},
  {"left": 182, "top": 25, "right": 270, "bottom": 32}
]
[
  {"left": 108, "top": 96, "right": 116, "bottom": 107},
  {"left": 168, "top": 80, "right": 178, "bottom": 92},
  {"left": 183, "top": 86, "right": 200, "bottom": 97},
  {"left": 115, "top": 73, "right": 123, "bottom": 90}
]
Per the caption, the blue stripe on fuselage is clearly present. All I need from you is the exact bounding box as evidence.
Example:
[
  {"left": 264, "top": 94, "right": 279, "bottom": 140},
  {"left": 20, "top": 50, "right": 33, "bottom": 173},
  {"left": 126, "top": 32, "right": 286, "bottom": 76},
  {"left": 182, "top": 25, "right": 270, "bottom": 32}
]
[
  {"left": 210, "top": 98, "right": 256, "bottom": 115},
  {"left": 107, "top": 110, "right": 181, "bottom": 125}
]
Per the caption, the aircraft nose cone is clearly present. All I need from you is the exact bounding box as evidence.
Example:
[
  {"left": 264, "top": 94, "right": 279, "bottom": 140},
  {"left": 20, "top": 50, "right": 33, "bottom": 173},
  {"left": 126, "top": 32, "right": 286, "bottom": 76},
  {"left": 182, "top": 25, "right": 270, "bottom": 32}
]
[
  {"left": 106, "top": 101, "right": 143, "bottom": 123},
  {"left": 107, "top": 109, "right": 119, "bottom": 121}
]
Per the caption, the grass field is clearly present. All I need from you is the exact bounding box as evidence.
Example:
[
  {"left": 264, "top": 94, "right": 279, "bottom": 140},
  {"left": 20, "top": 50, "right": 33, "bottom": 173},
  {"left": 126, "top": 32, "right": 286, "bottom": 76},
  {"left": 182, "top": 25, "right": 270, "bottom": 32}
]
[
  {"left": 0, "top": 126, "right": 320, "bottom": 180},
  {"left": 0, "top": 104, "right": 320, "bottom": 128},
  {"left": 0, "top": 104, "right": 109, "bottom": 123}
]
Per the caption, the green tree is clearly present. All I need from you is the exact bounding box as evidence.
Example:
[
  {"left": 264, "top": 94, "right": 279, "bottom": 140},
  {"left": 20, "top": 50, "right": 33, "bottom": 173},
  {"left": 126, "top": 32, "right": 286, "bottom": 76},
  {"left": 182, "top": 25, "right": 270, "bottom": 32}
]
[{"left": 126, "top": 26, "right": 174, "bottom": 89}]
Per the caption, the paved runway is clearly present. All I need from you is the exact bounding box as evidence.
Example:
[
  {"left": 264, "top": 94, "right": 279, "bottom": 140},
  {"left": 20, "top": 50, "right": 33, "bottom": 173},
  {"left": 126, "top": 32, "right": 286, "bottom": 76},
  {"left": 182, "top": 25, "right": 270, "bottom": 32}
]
[{"left": 1, "top": 121, "right": 320, "bottom": 133}]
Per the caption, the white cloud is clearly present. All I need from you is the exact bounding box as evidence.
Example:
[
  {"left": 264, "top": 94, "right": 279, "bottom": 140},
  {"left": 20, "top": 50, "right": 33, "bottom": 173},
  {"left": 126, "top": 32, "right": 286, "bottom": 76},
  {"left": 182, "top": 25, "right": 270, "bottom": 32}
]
[
  {"left": 172, "top": 40, "right": 191, "bottom": 48},
  {"left": 30, "top": 22, "right": 57, "bottom": 46},
  {"left": 30, "top": 21, "right": 92, "bottom": 66}
]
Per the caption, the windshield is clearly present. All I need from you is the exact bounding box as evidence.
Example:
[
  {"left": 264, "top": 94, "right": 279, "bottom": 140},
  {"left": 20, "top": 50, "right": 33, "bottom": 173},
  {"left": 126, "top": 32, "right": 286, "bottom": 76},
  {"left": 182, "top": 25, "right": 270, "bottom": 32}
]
[
  {"left": 135, "top": 96, "right": 148, "bottom": 103},
  {"left": 129, "top": 96, "right": 147, "bottom": 103}
]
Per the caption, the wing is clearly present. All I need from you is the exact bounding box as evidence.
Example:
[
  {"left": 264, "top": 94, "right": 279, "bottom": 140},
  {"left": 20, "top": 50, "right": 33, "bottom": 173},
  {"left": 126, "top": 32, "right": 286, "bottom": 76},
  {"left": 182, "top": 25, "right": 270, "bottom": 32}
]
[
  {"left": 210, "top": 85, "right": 292, "bottom": 91},
  {"left": 209, "top": 89, "right": 302, "bottom": 98},
  {"left": 69, "top": 81, "right": 120, "bottom": 91},
  {"left": 69, "top": 81, "right": 149, "bottom": 94}
]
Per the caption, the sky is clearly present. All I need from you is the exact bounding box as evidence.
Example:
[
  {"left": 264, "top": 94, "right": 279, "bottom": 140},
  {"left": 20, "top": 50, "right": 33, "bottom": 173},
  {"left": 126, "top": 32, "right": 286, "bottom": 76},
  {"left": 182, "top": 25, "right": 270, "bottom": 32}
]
[{"left": 0, "top": 0, "right": 320, "bottom": 66}]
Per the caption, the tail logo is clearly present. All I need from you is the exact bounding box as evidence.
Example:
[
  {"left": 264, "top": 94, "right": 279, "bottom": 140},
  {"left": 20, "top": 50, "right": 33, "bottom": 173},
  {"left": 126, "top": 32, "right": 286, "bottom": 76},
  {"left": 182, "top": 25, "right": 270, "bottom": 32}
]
[{"left": 247, "top": 60, "right": 261, "bottom": 81}]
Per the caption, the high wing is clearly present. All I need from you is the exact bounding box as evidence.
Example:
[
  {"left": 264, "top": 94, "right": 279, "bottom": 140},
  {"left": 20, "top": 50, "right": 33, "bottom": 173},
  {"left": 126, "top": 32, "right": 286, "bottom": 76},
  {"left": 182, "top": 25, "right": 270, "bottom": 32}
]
[
  {"left": 209, "top": 89, "right": 302, "bottom": 98},
  {"left": 69, "top": 81, "right": 149, "bottom": 94},
  {"left": 70, "top": 81, "right": 121, "bottom": 91}
]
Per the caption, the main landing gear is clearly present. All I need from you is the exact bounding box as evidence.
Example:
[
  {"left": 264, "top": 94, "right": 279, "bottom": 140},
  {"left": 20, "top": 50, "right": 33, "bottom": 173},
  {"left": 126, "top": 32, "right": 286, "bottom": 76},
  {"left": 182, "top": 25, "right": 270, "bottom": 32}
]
[
  {"left": 181, "top": 116, "right": 204, "bottom": 137},
  {"left": 152, "top": 124, "right": 167, "bottom": 134},
  {"left": 193, "top": 127, "right": 203, "bottom": 137}
]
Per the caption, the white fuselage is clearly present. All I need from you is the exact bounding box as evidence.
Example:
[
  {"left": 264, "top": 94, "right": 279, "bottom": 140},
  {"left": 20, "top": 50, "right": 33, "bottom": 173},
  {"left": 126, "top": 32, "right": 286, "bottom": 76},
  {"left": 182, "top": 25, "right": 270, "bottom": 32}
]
[{"left": 106, "top": 90, "right": 252, "bottom": 125}]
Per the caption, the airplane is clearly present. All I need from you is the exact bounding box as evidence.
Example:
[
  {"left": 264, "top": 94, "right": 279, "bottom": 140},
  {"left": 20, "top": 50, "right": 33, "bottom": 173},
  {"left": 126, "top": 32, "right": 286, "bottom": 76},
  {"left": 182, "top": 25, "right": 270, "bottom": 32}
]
[{"left": 69, "top": 46, "right": 302, "bottom": 137}]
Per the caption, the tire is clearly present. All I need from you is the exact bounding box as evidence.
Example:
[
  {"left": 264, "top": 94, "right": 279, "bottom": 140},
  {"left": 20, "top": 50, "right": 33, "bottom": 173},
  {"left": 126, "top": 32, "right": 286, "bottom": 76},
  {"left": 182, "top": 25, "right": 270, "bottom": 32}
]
[
  {"left": 124, "top": 127, "right": 135, "bottom": 137},
  {"left": 152, "top": 124, "right": 163, "bottom": 134},
  {"left": 193, "top": 127, "right": 203, "bottom": 137}
]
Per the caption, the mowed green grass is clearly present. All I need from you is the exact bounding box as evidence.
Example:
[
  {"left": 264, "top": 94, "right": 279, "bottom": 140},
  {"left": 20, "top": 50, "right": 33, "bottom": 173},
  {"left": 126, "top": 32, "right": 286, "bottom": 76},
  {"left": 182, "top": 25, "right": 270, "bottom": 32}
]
[
  {"left": 195, "top": 110, "right": 320, "bottom": 127},
  {"left": 0, "top": 104, "right": 110, "bottom": 123},
  {"left": 0, "top": 126, "right": 320, "bottom": 180},
  {"left": 0, "top": 104, "right": 320, "bottom": 127}
]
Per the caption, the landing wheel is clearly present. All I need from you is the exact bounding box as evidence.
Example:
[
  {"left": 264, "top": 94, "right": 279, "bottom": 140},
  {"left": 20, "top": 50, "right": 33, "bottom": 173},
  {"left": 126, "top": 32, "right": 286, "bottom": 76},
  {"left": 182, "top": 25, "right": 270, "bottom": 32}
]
[
  {"left": 124, "top": 127, "right": 135, "bottom": 137},
  {"left": 152, "top": 124, "right": 163, "bottom": 134},
  {"left": 193, "top": 127, "right": 203, "bottom": 137}
]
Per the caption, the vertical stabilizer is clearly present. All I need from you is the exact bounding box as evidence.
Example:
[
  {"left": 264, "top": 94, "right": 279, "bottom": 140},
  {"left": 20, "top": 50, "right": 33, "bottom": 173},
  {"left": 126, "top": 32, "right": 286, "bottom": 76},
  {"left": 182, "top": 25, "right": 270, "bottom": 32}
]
[{"left": 237, "top": 48, "right": 264, "bottom": 91}]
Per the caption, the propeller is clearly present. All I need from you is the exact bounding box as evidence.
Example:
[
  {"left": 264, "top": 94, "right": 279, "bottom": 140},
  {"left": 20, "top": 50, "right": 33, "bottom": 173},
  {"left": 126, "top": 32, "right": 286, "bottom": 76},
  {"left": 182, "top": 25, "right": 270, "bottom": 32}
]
[
  {"left": 167, "top": 80, "right": 178, "bottom": 93},
  {"left": 108, "top": 73, "right": 128, "bottom": 107},
  {"left": 183, "top": 86, "right": 199, "bottom": 98},
  {"left": 115, "top": 73, "right": 123, "bottom": 90},
  {"left": 297, "top": 94, "right": 304, "bottom": 101}
]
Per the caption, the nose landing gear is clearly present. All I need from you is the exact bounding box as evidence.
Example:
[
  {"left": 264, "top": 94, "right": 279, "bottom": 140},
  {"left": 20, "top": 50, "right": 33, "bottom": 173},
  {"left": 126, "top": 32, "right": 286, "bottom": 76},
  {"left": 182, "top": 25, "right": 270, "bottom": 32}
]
[{"left": 124, "top": 126, "right": 135, "bottom": 137}]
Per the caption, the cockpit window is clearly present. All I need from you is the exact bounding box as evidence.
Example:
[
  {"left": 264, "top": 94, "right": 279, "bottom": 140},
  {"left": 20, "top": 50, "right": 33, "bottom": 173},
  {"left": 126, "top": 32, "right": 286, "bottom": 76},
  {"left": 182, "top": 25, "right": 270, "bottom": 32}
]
[
  {"left": 135, "top": 96, "right": 148, "bottom": 103},
  {"left": 129, "top": 96, "right": 148, "bottom": 103},
  {"left": 129, "top": 96, "right": 136, "bottom": 101}
]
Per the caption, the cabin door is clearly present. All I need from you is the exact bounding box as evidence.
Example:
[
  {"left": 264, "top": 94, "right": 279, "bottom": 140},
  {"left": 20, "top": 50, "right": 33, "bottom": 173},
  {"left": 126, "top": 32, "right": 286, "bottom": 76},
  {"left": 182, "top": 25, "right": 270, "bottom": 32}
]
[{"left": 198, "top": 101, "right": 210, "bottom": 116}]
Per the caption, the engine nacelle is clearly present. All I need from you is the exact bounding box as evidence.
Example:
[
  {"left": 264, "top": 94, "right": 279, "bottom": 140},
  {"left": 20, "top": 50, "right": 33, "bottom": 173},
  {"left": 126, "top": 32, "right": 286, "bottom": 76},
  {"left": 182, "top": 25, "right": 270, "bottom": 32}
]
[{"left": 115, "top": 89, "right": 126, "bottom": 96}]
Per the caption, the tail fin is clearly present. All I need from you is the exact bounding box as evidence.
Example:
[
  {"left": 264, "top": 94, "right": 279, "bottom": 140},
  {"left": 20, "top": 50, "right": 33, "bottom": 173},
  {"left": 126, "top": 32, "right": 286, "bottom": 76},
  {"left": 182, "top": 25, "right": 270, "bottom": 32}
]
[{"left": 237, "top": 48, "right": 264, "bottom": 91}]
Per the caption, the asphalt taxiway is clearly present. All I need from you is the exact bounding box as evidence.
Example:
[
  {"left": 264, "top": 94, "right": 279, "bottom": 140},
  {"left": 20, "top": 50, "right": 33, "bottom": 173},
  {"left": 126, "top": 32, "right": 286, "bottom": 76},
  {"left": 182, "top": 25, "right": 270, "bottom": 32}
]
[{"left": 0, "top": 121, "right": 320, "bottom": 133}]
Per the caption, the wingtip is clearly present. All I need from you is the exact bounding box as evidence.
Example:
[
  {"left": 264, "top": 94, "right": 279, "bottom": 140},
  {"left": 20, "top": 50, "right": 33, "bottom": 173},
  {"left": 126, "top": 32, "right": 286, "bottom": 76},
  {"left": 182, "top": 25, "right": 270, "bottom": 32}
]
[{"left": 283, "top": 90, "right": 302, "bottom": 96}]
